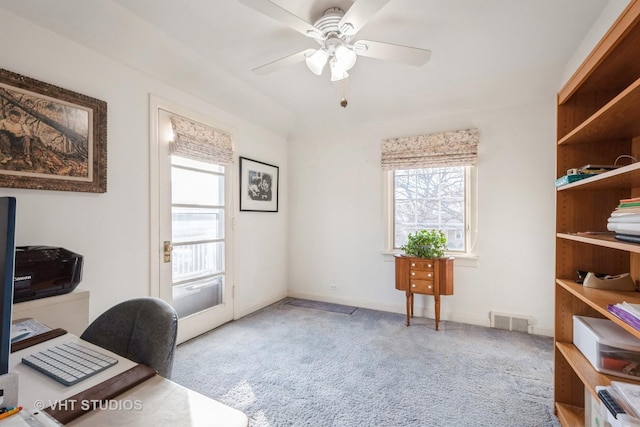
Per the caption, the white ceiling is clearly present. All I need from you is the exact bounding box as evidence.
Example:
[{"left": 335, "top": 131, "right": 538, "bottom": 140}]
[{"left": 0, "top": 0, "right": 610, "bottom": 138}]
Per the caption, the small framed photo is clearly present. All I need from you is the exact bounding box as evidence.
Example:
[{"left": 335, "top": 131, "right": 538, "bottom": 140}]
[
  {"left": 239, "top": 157, "right": 279, "bottom": 212},
  {"left": 0, "top": 69, "right": 107, "bottom": 193}
]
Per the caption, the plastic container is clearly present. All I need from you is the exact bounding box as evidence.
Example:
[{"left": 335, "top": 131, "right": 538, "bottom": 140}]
[{"left": 573, "top": 315, "right": 640, "bottom": 380}]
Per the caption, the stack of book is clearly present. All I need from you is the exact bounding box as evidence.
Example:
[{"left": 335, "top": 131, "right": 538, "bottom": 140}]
[
  {"left": 608, "top": 302, "right": 640, "bottom": 331},
  {"left": 608, "top": 197, "right": 640, "bottom": 243}
]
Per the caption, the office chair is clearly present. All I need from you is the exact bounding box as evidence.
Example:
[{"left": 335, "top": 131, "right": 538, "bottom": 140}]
[{"left": 80, "top": 297, "right": 178, "bottom": 378}]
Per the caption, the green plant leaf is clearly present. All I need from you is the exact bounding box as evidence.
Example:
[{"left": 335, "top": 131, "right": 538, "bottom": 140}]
[{"left": 401, "top": 229, "right": 447, "bottom": 258}]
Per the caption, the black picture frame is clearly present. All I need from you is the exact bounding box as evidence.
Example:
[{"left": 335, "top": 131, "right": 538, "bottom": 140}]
[
  {"left": 0, "top": 69, "right": 107, "bottom": 193},
  {"left": 239, "top": 157, "right": 279, "bottom": 212}
]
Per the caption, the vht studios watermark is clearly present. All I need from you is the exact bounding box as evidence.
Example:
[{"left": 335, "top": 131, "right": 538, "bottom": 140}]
[{"left": 33, "top": 399, "right": 143, "bottom": 411}]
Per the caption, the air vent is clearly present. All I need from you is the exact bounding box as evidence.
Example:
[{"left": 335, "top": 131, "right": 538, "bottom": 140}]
[{"left": 489, "top": 311, "right": 533, "bottom": 334}]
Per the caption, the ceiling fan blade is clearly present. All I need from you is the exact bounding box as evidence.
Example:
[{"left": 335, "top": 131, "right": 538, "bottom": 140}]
[
  {"left": 252, "top": 49, "right": 315, "bottom": 74},
  {"left": 239, "top": 0, "right": 319, "bottom": 37},
  {"left": 339, "top": 0, "right": 391, "bottom": 35},
  {"left": 353, "top": 40, "right": 431, "bottom": 66}
]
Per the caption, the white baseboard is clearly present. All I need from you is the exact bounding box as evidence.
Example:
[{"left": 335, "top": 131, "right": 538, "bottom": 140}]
[
  {"left": 286, "top": 290, "right": 403, "bottom": 315},
  {"left": 235, "top": 290, "right": 287, "bottom": 319}
]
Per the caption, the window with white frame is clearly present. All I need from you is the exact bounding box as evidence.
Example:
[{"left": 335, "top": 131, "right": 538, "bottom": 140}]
[
  {"left": 393, "top": 166, "right": 468, "bottom": 251},
  {"left": 382, "top": 128, "right": 478, "bottom": 256}
]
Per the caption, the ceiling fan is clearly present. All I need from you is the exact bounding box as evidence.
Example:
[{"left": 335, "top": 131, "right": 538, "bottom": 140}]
[{"left": 239, "top": 0, "right": 431, "bottom": 88}]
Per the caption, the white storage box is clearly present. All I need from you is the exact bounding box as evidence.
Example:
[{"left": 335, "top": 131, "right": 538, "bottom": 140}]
[{"left": 573, "top": 316, "right": 640, "bottom": 380}]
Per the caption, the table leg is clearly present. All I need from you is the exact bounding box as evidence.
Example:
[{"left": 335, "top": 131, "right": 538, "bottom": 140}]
[
  {"left": 434, "top": 295, "right": 440, "bottom": 331},
  {"left": 410, "top": 293, "right": 414, "bottom": 318},
  {"left": 405, "top": 291, "right": 411, "bottom": 326}
]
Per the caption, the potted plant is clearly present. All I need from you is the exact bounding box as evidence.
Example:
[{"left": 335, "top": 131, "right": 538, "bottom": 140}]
[{"left": 401, "top": 229, "right": 447, "bottom": 258}]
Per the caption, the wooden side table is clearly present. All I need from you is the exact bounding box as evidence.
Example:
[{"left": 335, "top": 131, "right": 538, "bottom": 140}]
[{"left": 395, "top": 255, "right": 454, "bottom": 330}]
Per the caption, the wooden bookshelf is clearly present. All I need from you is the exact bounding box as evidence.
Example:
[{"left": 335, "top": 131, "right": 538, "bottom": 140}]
[{"left": 554, "top": 1, "right": 640, "bottom": 425}]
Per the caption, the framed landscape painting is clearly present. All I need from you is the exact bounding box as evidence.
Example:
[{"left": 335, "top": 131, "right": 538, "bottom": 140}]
[
  {"left": 239, "top": 157, "right": 279, "bottom": 212},
  {"left": 0, "top": 69, "right": 107, "bottom": 193}
]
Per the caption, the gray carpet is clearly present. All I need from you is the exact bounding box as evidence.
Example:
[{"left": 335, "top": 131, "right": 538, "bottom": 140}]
[{"left": 172, "top": 298, "right": 559, "bottom": 427}]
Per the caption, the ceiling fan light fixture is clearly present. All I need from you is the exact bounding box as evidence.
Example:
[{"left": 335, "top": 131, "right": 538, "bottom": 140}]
[
  {"left": 305, "top": 48, "right": 329, "bottom": 75},
  {"left": 329, "top": 58, "right": 349, "bottom": 81},
  {"left": 334, "top": 44, "right": 357, "bottom": 71},
  {"left": 241, "top": 0, "right": 431, "bottom": 106}
]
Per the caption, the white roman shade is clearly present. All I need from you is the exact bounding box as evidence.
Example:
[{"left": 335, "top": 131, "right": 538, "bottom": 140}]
[
  {"left": 170, "top": 115, "right": 233, "bottom": 164},
  {"left": 381, "top": 128, "right": 479, "bottom": 170}
]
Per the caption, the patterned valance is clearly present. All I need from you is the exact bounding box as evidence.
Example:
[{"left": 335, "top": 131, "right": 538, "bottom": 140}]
[
  {"left": 170, "top": 115, "right": 233, "bottom": 165},
  {"left": 381, "top": 128, "right": 479, "bottom": 170}
]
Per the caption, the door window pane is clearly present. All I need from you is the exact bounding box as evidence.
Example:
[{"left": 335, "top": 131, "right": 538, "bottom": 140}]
[
  {"left": 172, "top": 207, "right": 223, "bottom": 243},
  {"left": 172, "top": 167, "right": 223, "bottom": 206},
  {"left": 172, "top": 276, "right": 223, "bottom": 318},
  {"left": 172, "top": 155, "right": 224, "bottom": 173},
  {"left": 172, "top": 241, "right": 224, "bottom": 283}
]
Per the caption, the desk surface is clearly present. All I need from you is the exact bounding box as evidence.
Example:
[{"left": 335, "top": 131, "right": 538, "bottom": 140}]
[{"left": 9, "top": 334, "right": 248, "bottom": 427}]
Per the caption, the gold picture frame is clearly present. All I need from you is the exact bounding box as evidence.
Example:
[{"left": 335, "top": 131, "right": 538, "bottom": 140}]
[{"left": 0, "top": 69, "right": 107, "bottom": 193}]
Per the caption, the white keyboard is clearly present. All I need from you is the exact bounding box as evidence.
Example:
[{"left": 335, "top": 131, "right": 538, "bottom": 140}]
[{"left": 22, "top": 342, "right": 118, "bottom": 386}]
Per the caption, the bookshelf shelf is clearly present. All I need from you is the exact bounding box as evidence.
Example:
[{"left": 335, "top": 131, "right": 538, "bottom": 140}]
[
  {"left": 557, "top": 232, "right": 640, "bottom": 254},
  {"left": 555, "top": 403, "right": 584, "bottom": 427},
  {"left": 554, "top": 2, "right": 640, "bottom": 425},
  {"left": 556, "top": 342, "right": 617, "bottom": 398},
  {"left": 556, "top": 162, "right": 640, "bottom": 191},
  {"left": 558, "top": 78, "right": 640, "bottom": 146},
  {"left": 557, "top": 280, "right": 640, "bottom": 338}
]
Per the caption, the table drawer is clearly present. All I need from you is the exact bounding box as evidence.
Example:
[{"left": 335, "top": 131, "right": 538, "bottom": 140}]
[
  {"left": 409, "top": 260, "right": 434, "bottom": 270},
  {"left": 410, "top": 270, "right": 434, "bottom": 280},
  {"left": 410, "top": 279, "right": 434, "bottom": 294}
]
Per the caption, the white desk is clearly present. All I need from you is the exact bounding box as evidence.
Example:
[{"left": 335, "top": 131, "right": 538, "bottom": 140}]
[{"left": 9, "top": 334, "right": 248, "bottom": 426}]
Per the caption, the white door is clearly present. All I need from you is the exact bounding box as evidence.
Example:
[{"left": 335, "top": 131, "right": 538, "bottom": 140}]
[{"left": 151, "top": 99, "right": 234, "bottom": 344}]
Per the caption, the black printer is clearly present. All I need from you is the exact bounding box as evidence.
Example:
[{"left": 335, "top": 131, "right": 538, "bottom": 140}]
[{"left": 13, "top": 246, "right": 83, "bottom": 303}]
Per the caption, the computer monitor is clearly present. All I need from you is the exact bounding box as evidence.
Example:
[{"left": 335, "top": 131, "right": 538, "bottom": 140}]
[{"left": 0, "top": 197, "right": 16, "bottom": 375}]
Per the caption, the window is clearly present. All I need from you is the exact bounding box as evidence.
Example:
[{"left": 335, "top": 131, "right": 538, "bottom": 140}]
[
  {"left": 390, "top": 166, "right": 475, "bottom": 254},
  {"left": 381, "top": 128, "right": 478, "bottom": 256}
]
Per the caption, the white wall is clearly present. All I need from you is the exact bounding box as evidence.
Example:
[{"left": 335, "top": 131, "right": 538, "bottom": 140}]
[
  {"left": 0, "top": 10, "right": 288, "bottom": 322},
  {"left": 287, "top": 101, "right": 557, "bottom": 335},
  {"left": 561, "top": 0, "right": 631, "bottom": 85}
]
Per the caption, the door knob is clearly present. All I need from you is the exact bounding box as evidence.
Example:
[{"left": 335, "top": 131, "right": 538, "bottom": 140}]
[{"left": 163, "top": 241, "right": 173, "bottom": 263}]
